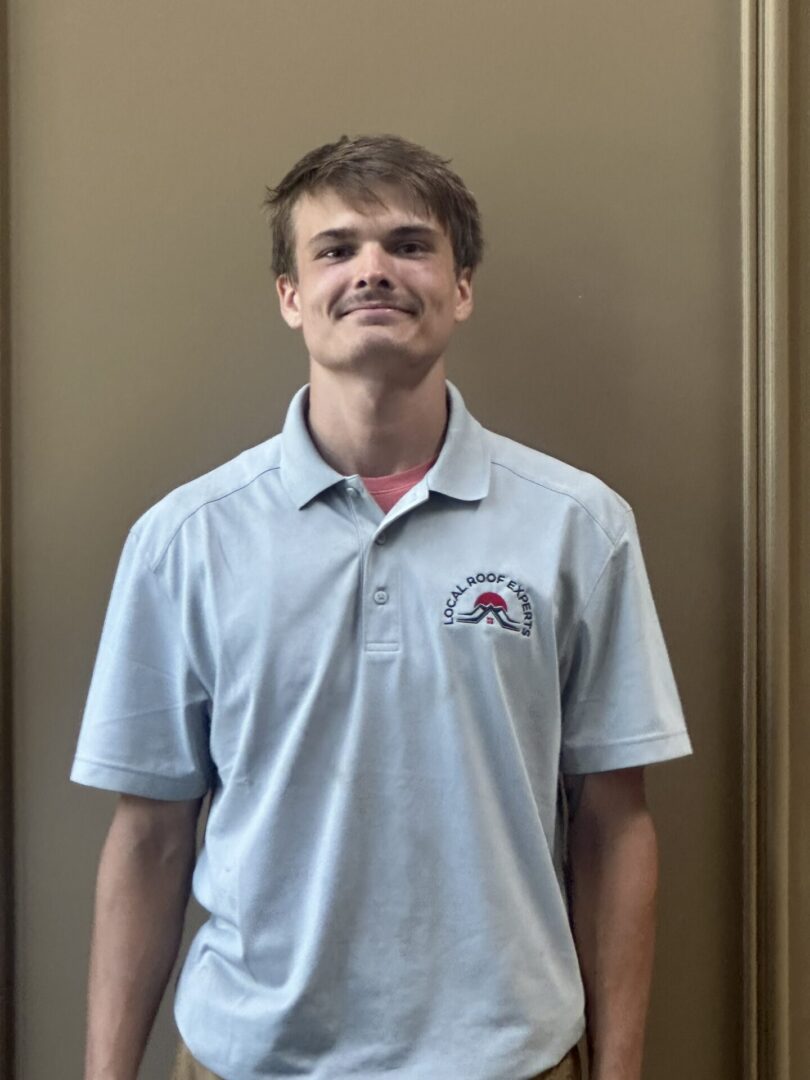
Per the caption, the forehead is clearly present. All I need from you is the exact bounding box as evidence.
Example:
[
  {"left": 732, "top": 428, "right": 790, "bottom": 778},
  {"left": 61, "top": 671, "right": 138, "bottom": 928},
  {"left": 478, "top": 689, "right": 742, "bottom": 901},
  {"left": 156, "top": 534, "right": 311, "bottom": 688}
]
[{"left": 291, "top": 184, "right": 447, "bottom": 249}]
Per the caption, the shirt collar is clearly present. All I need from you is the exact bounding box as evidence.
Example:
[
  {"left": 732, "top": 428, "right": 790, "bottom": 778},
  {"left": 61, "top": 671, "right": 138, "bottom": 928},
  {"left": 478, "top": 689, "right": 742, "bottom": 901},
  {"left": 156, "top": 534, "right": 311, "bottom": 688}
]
[
  {"left": 279, "top": 379, "right": 491, "bottom": 510},
  {"left": 427, "top": 380, "right": 491, "bottom": 502}
]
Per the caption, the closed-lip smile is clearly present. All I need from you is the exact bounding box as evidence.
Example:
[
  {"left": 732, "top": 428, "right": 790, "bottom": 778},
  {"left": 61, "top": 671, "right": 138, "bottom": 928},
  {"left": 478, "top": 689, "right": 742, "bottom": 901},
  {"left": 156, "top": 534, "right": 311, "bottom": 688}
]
[{"left": 343, "top": 302, "right": 411, "bottom": 315}]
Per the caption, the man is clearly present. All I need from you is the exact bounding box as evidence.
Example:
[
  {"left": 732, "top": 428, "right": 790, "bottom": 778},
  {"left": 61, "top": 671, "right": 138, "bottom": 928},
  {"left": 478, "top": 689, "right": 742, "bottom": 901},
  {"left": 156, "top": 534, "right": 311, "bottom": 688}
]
[{"left": 71, "top": 134, "right": 692, "bottom": 1080}]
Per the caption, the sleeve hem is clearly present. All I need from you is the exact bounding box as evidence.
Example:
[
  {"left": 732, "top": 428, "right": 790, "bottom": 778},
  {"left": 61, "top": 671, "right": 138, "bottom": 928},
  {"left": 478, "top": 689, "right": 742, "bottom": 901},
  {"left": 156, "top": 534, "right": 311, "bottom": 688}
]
[
  {"left": 70, "top": 757, "right": 210, "bottom": 800},
  {"left": 561, "top": 729, "right": 693, "bottom": 774}
]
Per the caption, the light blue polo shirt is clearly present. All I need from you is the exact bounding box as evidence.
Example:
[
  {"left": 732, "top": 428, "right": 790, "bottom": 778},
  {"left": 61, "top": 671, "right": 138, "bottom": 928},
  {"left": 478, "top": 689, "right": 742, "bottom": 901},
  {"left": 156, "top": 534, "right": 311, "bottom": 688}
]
[{"left": 71, "top": 380, "right": 692, "bottom": 1080}]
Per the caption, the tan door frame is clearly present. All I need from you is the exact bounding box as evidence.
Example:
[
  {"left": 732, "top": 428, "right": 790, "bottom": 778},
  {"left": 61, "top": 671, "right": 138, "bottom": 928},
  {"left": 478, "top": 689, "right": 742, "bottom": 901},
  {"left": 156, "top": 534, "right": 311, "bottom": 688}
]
[
  {"left": 741, "top": 0, "right": 801, "bottom": 1077},
  {"left": 0, "top": 1, "right": 802, "bottom": 1078},
  {"left": 0, "top": 0, "right": 13, "bottom": 1075}
]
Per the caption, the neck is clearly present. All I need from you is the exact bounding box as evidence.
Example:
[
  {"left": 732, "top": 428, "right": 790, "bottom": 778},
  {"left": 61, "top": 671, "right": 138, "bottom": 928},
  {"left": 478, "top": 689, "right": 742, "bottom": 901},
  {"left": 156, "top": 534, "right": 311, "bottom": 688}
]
[{"left": 305, "top": 364, "right": 449, "bottom": 477}]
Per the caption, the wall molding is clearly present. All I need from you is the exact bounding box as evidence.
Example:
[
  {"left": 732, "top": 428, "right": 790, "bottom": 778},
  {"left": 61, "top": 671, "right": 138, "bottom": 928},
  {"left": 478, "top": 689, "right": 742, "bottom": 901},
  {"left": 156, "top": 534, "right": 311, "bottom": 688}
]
[
  {"left": 742, "top": 0, "right": 792, "bottom": 1077},
  {"left": 0, "top": 0, "right": 13, "bottom": 1074}
]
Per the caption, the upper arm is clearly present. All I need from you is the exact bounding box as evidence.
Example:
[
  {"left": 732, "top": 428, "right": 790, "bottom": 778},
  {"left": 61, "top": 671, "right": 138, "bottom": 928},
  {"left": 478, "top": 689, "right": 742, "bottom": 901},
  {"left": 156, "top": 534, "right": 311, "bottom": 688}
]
[
  {"left": 107, "top": 792, "right": 205, "bottom": 860},
  {"left": 565, "top": 766, "right": 649, "bottom": 832}
]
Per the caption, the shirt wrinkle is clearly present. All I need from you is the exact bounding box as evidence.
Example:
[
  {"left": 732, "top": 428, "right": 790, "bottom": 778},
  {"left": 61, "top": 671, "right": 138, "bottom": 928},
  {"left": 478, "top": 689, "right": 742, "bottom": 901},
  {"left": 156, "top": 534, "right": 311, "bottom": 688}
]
[{"left": 557, "top": 523, "right": 631, "bottom": 674}]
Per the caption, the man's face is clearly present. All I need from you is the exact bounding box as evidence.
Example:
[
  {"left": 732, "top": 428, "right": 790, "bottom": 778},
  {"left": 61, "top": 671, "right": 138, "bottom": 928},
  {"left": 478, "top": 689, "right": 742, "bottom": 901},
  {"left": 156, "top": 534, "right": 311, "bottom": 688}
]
[{"left": 276, "top": 184, "right": 473, "bottom": 382}]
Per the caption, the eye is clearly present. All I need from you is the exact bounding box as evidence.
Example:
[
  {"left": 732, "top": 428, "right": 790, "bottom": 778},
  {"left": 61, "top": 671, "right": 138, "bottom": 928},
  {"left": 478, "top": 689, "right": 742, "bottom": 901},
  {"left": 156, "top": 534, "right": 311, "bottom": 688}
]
[
  {"left": 320, "top": 246, "right": 353, "bottom": 259},
  {"left": 397, "top": 241, "right": 426, "bottom": 254}
]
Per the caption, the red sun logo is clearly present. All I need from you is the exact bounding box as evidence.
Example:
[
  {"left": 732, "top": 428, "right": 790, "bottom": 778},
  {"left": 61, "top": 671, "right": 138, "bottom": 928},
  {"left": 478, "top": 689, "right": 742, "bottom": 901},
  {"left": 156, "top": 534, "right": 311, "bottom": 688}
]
[{"left": 474, "top": 591, "right": 508, "bottom": 610}]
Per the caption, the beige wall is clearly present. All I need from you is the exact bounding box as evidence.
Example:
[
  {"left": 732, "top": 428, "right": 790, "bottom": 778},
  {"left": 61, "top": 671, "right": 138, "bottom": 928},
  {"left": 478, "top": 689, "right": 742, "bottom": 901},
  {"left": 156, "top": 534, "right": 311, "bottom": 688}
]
[{"left": 9, "top": 2, "right": 744, "bottom": 1077}]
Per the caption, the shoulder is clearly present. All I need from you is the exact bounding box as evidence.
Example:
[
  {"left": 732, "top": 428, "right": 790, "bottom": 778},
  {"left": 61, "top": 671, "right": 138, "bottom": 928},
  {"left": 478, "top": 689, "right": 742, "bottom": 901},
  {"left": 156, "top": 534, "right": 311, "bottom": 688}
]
[
  {"left": 128, "top": 434, "right": 282, "bottom": 570},
  {"left": 485, "top": 430, "right": 632, "bottom": 546}
]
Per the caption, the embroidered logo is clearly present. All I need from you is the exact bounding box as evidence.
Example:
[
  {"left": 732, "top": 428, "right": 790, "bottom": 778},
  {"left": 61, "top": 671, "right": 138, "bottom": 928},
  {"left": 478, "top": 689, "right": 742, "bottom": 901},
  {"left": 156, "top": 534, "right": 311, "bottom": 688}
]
[{"left": 443, "top": 572, "right": 534, "bottom": 637}]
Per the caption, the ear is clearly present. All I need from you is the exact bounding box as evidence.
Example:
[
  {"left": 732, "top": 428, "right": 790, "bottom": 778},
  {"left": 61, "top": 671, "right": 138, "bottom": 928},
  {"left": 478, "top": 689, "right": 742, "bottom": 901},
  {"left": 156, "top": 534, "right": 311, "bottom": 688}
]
[
  {"left": 454, "top": 268, "right": 474, "bottom": 323},
  {"left": 276, "top": 274, "right": 303, "bottom": 329}
]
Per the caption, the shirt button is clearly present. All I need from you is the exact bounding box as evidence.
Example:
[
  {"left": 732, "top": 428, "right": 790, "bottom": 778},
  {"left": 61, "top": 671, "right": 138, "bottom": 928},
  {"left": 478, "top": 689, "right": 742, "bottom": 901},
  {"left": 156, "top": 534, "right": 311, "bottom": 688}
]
[
  {"left": 374, "top": 534, "right": 387, "bottom": 545},
  {"left": 373, "top": 589, "right": 388, "bottom": 605},
  {"left": 346, "top": 485, "right": 359, "bottom": 497}
]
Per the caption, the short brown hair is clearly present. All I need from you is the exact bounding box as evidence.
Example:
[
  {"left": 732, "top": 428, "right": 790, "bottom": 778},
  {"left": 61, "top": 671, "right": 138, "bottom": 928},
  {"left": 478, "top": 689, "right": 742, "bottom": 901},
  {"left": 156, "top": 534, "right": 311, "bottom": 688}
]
[{"left": 263, "top": 133, "right": 484, "bottom": 283}]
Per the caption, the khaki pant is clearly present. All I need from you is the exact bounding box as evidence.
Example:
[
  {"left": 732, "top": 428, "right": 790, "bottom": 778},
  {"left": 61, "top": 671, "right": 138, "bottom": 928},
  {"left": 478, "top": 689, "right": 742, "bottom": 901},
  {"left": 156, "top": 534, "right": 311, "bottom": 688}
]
[{"left": 170, "top": 1036, "right": 583, "bottom": 1080}]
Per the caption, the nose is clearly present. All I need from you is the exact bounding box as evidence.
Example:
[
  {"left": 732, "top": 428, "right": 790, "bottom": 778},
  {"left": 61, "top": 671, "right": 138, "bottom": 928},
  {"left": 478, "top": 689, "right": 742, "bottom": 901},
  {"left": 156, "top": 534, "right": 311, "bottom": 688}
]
[{"left": 353, "top": 243, "right": 395, "bottom": 290}]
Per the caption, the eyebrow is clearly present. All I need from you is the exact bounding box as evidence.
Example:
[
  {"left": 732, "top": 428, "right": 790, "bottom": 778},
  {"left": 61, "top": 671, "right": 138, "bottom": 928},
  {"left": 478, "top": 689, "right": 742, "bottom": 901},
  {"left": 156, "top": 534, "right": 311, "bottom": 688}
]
[{"left": 306, "top": 224, "right": 441, "bottom": 251}]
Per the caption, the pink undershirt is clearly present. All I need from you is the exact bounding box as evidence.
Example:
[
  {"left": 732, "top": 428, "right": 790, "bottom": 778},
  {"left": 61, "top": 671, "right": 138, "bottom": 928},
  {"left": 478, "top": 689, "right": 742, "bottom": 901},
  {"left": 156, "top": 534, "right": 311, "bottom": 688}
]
[{"left": 361, "top": 455, "right": 438, "bottom": 513}]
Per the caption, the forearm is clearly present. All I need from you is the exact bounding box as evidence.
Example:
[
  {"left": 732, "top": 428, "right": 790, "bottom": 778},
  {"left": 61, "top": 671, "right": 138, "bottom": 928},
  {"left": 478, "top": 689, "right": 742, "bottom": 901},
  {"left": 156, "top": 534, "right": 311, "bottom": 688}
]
[
  {"left": 568, "top": 805, "right": 658, "bottom": 1080},
  {"left": 84, "top": 814, "right": 195, "bottom": 1080}
]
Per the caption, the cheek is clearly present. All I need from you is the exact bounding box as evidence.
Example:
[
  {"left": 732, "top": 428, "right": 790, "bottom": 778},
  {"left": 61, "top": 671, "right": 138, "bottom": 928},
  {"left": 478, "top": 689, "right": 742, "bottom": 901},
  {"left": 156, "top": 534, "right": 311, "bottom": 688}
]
[
  {"left": 302, "top": 290, "right": 333, "bottom": 326},
  {"left": 427, "top": 290, "right": 460, "bottom": 323}
]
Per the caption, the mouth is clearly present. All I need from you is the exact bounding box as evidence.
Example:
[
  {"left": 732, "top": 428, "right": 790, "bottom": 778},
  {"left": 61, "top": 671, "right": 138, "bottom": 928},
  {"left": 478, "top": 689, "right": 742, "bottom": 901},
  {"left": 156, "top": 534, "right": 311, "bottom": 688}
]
[{"left": 342, "top": 303, "right": 412, "bottom": 317}]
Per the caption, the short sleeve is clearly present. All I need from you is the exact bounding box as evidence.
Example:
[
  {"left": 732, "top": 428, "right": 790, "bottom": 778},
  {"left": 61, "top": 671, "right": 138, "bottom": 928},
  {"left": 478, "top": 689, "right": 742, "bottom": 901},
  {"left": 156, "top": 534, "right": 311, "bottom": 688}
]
[
  {"left": 560, "top": 510, "right": 693, "bottom": 774},
  {"left": 70, "top": 527, "right": 215, "bottom": 799}
]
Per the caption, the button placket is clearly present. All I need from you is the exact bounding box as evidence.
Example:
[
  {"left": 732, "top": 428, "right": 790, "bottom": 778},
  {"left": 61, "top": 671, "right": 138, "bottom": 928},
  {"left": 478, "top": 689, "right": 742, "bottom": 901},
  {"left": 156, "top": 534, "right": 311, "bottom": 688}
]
[
  {"left": 342, "top": 479, "right": 398, "bottom": 648},
  {"left": 342, "top": 482, "right": 363, "bottom": 533},
  {"left": 343, "top": 480, "right": 379, "bottom": 542},
  {"left": 363, "top": 546, "right": 399, "bottom": 651}
]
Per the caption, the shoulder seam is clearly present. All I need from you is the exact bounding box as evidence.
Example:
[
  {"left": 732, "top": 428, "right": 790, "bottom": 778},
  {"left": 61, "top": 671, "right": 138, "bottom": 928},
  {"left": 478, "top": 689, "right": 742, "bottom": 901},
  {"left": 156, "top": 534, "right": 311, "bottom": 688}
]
[
  {"left": 149, "top": 463, "right": 282, "bottom": 571},
  {"left": 491, "top": 459, "right": 629, "bottom": 545}
]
